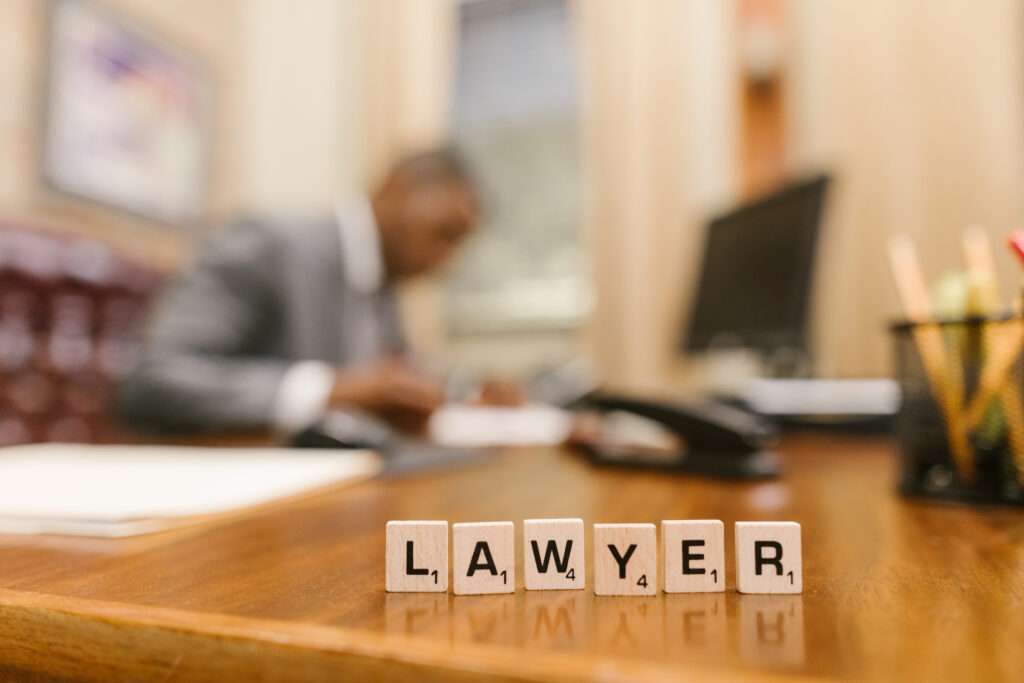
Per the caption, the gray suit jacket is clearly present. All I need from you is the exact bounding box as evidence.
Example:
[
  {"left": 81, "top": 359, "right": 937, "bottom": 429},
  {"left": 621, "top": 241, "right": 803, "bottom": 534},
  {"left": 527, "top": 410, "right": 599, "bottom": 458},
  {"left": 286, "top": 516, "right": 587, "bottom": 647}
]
[{"left": 118, "top": 214, "right": 405, "bottom": 434}]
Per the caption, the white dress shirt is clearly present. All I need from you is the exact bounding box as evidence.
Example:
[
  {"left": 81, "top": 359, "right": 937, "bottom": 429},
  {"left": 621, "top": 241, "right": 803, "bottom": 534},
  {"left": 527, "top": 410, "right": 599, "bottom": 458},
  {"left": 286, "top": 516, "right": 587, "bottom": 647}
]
[{"left": 272, "top": 198, "right": 385, "bottom": 434}]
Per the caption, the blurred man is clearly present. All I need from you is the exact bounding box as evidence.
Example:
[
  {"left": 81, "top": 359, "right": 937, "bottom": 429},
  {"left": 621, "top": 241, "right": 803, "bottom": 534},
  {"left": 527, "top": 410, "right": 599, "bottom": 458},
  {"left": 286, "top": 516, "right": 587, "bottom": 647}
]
[{"left": 119, "top": 148, "right": 480, "bottom": 435}]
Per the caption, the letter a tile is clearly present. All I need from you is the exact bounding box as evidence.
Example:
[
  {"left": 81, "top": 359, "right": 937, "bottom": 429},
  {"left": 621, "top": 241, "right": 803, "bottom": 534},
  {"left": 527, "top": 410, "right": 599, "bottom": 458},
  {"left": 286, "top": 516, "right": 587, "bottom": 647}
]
[{"left": 453, "top": 522, "right": 515, "bottom": 595}]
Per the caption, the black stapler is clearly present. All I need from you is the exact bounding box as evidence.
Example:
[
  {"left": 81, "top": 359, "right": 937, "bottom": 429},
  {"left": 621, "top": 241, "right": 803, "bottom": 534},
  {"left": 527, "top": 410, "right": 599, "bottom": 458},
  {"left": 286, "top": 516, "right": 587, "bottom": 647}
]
[{"left": 573, "top": 393, "right": 780, "bottom": 479}]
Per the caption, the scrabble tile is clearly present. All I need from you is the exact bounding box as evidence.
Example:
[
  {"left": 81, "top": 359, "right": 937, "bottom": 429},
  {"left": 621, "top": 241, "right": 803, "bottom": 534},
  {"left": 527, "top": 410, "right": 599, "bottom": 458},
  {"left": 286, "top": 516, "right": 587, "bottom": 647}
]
[
  {"left": 593, "top": 523, "right": 657, "bottom": 596},
  {"left": 523, "top": 518, "right": 585, "bottom": 591},
  {"left": 662, "top": 520, "right": 725, "bottom": 593},
  {"left": 735, "top": 522, "right": 802, "bottom": 594},
  {"left": 453, "top": 522, "right": 515, "bottom": 595},
  {"left": 385, "top": 521, "right": 448, "bottom": 593}
]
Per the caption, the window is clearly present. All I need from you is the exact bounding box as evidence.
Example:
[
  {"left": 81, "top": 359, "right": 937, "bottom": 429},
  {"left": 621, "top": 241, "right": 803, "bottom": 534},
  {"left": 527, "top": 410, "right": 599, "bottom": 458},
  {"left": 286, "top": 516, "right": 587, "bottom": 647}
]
[{"left": 448, "top": 0, "right": 589, "bottom": 333}]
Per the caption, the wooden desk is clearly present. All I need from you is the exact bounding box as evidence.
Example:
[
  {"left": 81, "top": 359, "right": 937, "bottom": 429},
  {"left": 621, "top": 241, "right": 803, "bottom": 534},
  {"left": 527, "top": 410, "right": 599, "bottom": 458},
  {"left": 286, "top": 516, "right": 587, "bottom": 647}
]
[{"left": 0, "top": 435, "right": 1021, "bottom": 682}]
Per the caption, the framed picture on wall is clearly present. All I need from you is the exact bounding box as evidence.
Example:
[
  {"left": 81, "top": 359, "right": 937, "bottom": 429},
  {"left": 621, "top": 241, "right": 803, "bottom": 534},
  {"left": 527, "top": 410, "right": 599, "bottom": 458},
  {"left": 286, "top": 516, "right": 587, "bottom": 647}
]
[{"left": 42, "top": 0, "right": 212, "bottom": 225}]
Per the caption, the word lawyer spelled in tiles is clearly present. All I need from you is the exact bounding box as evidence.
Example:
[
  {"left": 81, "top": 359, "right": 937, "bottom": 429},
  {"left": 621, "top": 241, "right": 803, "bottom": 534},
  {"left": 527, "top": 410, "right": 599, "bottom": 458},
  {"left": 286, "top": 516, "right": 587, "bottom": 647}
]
[{"left": 385, "top": 519, "right": 802, "bottom": 595}]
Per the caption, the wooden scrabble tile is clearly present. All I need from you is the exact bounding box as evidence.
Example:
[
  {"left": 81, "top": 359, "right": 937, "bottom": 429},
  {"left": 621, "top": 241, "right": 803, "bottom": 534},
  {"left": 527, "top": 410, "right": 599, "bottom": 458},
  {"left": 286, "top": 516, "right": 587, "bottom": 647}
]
[
  {"left": 662, "top": 520, "right": 725, "bottom": 593},
  {"left": 593, "top": 523, "right": 657, "bottom": 596},
  {"left": 523, "top": 518, "right": 585, "bottom": 591},
  {"left": 453, "top": 522, "right": 515, "bottom": 595},
  {"left": 735, "top": 522, "right": 802, "bottom": 594},
  {"left": 385, "top": 521, "right": 448, "bottom": 593}
]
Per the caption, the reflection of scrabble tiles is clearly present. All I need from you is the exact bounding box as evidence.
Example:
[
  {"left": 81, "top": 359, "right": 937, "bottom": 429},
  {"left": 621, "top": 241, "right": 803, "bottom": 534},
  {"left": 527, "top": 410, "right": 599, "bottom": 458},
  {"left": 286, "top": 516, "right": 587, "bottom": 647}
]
[
  {"left": 453, "top": 522, "right": 515, "bottom": 595},
  {"left": 593, "top": 524, "right": 657, "bottom": 596},
  {"left": 663, "top": 520, "right": 725, "bottom": 593},
  {"left": 385, "top": 521, "right": 448, "bottom": 593},
  {"left": 523, "top": 518, "right": 585, "bottom": 591},
  {"left": 735, "top": 522, "right": 802, "bottom": 594}
]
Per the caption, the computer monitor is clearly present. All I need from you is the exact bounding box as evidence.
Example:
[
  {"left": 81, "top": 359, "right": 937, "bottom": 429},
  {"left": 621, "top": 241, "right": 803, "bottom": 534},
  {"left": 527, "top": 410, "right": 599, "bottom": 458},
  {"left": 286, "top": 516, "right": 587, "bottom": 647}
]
[{"left": 681, "top": 175, "right": 830, "bottom": 360}]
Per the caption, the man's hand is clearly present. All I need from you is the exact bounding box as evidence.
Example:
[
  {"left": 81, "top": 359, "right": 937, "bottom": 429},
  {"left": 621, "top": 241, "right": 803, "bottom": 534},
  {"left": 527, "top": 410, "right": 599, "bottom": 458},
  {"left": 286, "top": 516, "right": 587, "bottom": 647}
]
[
  {"left": 328, "top": 359, "right": 444, "bottom": 434},
  {"left": 475, "top": 378, "right": 527, "bottom": 407}
]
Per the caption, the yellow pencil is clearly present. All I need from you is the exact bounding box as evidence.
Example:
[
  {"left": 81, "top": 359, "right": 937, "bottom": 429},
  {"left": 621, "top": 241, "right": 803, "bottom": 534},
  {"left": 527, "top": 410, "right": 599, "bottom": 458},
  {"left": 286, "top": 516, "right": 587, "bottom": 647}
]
[
  {"left": 961, "top": 228, "right": 1024, "bottom": 485},
  {"left": 888, "top": 234, "right": 974, "bottom": 481}
]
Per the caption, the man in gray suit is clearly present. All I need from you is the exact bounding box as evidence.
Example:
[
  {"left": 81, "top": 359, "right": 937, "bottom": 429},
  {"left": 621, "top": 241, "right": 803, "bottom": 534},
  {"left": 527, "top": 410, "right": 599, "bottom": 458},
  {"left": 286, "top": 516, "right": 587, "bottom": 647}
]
[{"left": 119, "top": 148, "right": 480, "bottom": 436}]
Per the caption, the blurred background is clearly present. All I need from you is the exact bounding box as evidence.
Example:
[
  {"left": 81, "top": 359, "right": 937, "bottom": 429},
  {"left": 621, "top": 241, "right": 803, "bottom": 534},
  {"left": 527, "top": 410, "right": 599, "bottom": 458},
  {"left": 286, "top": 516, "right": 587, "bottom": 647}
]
[{"left": 3, "top": 0, "right": 1024, "bottom": 446}]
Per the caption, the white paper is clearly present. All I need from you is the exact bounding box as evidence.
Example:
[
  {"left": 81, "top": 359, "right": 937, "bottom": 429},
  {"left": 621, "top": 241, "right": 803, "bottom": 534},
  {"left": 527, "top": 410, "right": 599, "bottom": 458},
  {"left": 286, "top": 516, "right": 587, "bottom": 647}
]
[
  {"left": 429, "top": 403, "right": 572, "bottom": 447},
  {"left": 0, "top": 444, "right": 380, "bottom": 535},
  {"left": 742, "top": 379, "right": 900, "bottom": 416}
]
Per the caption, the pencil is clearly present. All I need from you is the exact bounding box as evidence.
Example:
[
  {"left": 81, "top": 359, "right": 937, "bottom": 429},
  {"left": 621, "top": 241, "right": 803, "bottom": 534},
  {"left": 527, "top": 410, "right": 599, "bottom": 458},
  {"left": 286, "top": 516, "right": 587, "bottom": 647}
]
[
  {"left": 888, "top": 234, "right": 974, "bottom": 481},
  {"left": 1004, "top": 230, "right": 1024, "bottom": 483},
  {"left": 962, "top": 228, "right": 1024, "bottom": 483}
]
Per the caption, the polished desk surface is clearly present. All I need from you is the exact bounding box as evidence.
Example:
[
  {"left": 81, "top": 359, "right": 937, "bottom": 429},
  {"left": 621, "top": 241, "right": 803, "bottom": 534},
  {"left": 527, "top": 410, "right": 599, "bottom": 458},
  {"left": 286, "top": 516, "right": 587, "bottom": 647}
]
[{"left": 0, "top": 434, "right": 1022, "bottom": 683}]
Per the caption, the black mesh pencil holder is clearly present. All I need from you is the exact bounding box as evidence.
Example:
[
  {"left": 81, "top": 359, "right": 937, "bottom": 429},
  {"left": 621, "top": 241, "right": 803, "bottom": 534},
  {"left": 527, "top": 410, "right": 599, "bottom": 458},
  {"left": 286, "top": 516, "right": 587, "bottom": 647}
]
[{"left": 892, "top": 316, "right": 1024, "bottom": 505}]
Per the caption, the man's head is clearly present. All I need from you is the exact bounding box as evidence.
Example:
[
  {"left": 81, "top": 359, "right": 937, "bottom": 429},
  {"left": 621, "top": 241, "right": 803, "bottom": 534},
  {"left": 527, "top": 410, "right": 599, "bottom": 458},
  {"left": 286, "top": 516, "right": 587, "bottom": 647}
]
[{"left": 371, "top": 147, "right": 481, "bottom": 282}]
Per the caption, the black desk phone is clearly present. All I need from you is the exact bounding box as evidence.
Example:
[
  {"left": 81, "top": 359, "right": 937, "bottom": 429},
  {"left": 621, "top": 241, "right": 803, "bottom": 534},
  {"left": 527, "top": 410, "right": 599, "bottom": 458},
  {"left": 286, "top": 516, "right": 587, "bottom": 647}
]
[{"left": 572, "top": 393, "right": 780, "bottom": 479}]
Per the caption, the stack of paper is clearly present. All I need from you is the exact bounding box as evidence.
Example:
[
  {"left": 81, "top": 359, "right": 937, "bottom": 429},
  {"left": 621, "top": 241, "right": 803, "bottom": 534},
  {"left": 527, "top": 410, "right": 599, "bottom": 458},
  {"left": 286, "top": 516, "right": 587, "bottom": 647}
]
[
  {"left": 0, "top": 444, "right": 380, "bottom": 538},
  {"left": 429, "top": 404, "right": 573, "bottom": 447}
]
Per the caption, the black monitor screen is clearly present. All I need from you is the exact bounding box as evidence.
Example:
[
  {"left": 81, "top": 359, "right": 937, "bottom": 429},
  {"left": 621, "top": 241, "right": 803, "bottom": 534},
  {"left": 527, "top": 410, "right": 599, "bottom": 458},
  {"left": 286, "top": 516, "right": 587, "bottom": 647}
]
[{"left": 682, "top": 175, "right": 829, "bottom": 355}]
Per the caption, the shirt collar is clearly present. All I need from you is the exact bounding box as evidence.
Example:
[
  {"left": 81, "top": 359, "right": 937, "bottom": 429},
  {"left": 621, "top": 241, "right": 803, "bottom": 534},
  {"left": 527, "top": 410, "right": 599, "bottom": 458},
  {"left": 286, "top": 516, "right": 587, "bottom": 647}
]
[{"left": 336, "top": 196, "right": 384, "bottom": 294}]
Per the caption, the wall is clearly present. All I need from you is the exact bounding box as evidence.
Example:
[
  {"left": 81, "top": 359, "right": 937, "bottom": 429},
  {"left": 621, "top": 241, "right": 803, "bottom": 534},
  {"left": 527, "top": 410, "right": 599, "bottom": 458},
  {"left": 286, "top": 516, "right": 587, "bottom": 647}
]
[
  {"left": 453, "top": 0, "right": 1024, "bottom": 383},
  {"left": 574, "top": 0, "right": 1024, "bottom": 383},
  {"left": 581, "top": 0, "right": 1024, "bottom": 384},
  {"left": 579, "top": 0, "right": 739, "bottom": 390},
  {"left": 787, "top": 0, "right": 1024, "bottom": 377},
  {"left": 240, "top": 0, "right": 365, "bottom": 213},
  {"left": 0, "top": 0, "right": 245, "bottom": 270}
]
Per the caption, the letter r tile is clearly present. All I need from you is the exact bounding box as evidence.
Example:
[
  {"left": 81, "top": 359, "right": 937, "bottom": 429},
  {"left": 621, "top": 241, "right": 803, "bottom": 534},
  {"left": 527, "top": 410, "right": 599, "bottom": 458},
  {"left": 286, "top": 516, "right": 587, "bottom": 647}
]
[{"left": 735, "top": 521, "right": 802, "bottom": 594}]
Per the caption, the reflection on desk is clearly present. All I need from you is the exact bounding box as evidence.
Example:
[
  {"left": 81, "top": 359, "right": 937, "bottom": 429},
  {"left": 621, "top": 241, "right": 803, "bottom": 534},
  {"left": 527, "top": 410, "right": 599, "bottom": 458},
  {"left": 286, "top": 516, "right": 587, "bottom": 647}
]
[{"left": 383, "top": 591, "right": 803, "bottom": 669}]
